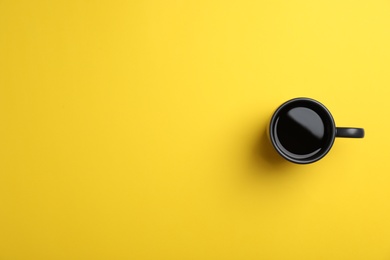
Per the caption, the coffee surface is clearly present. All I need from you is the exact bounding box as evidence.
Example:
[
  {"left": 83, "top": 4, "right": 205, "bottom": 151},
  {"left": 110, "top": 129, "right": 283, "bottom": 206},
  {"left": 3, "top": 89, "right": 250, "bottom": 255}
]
[{"left": 275, "top": 107, "right": 327, "bottom": 157}]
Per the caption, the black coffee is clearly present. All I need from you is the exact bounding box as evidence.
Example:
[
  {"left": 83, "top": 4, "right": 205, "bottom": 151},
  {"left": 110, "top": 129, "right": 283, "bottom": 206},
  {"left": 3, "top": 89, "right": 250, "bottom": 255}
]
[{"left": 275, "top": 107, "right": 327, "bottom": 158}]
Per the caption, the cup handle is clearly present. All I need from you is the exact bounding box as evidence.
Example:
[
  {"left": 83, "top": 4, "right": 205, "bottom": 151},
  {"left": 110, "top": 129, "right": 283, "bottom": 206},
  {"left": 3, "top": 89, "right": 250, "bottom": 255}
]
[{"left": 336, "top": 127, "right": 365, "bottom": 138}]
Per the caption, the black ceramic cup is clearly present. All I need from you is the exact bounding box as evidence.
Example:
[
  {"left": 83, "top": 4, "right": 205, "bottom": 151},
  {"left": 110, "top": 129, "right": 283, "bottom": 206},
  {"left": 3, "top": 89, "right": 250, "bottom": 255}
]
[{"left": 268, "top": 98, "right": 364, "bottom": 164}]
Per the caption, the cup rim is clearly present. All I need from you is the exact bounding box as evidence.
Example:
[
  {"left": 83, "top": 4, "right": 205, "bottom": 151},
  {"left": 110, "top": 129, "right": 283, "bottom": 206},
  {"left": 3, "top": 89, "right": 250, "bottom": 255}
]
[{"left": 269, "top": 97, "right": 336, "bottom": 164}]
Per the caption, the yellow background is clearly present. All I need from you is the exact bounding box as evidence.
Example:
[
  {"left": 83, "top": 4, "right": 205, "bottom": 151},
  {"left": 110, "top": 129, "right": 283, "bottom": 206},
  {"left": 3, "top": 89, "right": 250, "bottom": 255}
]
[{"left": 1, "top": 0, "right": 389, "bottom": 259}]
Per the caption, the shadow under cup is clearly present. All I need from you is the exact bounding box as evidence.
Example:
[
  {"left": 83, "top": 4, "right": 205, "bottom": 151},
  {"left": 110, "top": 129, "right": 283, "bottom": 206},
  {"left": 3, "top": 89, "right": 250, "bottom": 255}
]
[{"left": 268, "top": 98, "right": 364, "bottom": 164}]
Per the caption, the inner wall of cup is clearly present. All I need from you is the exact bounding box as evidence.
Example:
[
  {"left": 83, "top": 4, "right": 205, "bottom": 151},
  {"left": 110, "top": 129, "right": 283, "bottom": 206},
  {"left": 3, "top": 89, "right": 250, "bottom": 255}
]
[{"left": 271, "top": 99, "right": 335, "bottom": 163}]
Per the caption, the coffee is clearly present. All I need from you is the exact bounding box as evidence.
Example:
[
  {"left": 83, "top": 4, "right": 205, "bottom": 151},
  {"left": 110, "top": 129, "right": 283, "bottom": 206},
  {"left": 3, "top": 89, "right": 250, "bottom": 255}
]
[{"left": 275, "top": 106, "right": 328, "bottom": 158}]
